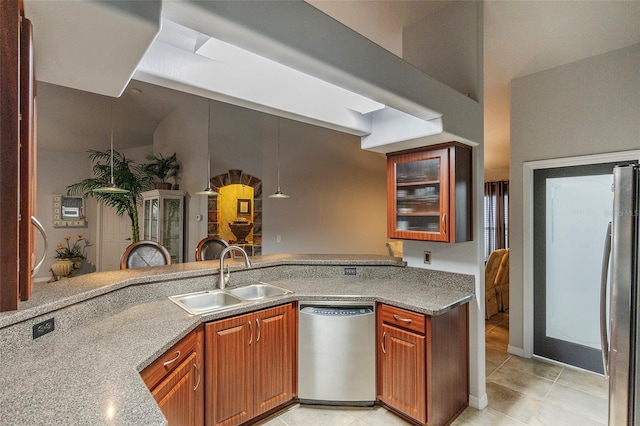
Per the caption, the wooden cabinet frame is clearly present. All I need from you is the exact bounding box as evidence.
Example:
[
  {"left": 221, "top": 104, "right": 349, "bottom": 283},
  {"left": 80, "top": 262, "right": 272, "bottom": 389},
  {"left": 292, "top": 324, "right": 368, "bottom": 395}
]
[
  {"left": 141, "top": 325, "right": 205, "bottom": 426},
  {"left": 1, "top": 0, "right": 36, "bottom": 312},
  {"left": 205, "top": 303, "right": 296, "bottom": 426},
  {"left": 387, "top": 142, "right": 472, "bottom": 243},
  {"left": 377, "top": 303, "right": 469, "bottom": 426}
]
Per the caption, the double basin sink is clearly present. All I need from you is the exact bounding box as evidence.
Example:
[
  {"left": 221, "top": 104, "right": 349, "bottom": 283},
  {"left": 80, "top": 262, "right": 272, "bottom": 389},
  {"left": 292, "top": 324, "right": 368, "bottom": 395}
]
[{"left": 169, "top": 283, "right": 293, "bottom": 315}]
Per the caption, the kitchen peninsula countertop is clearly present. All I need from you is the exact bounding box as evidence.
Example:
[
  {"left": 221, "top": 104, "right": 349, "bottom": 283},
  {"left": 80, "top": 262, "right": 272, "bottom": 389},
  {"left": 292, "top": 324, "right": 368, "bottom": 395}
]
[{"left": 0, "top": 255, "right": 475, "bottom": 426}]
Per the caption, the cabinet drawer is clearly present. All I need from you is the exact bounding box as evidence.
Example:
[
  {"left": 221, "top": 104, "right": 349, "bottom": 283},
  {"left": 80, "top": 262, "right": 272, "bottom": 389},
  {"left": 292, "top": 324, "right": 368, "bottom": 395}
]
[
  {"left": 141, "top": 329, "right": 198, "bottom": 390},
  {"left": 379, "top": 304, "right": 426, "bottom": 334}
]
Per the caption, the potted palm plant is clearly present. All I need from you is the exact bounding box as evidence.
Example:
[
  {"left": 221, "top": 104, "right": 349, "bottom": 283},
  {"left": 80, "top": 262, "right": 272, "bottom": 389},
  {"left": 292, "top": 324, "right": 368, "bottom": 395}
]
[
  {"left": 67, "top": 149, "right": 153, "bottom": 242},
  {"left": 143, "top": 152, "right": 180, "bottom": 190}
]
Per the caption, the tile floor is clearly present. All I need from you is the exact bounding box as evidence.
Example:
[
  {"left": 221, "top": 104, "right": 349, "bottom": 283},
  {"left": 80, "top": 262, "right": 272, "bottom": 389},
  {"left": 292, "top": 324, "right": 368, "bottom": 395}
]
[{"left": 258, "top": 311, "right": 609, "bottom": 426}]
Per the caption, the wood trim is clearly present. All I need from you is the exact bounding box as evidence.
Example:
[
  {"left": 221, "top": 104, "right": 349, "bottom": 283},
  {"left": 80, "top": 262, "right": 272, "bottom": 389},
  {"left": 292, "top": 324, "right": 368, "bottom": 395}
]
[
  {"left": 429, "top": 304, "right": 469, "bottom": 426},
  {"left": 0, "top": 0, "right": 21, "bottom": 312},
  {"left": 19, "top": 14, "right": 34, "bottom": 301},
  {"left": 387, "top": 147, "right": 450, "bottom": 242}
]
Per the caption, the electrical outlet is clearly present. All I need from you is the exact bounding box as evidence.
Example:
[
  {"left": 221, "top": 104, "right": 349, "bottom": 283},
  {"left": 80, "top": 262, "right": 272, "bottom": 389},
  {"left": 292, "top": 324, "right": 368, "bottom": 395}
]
[
  {"left": 33, "top": 318, "right": 55, "bottom": 339},
  {"left": 344, "top": 267, "right": 357, "bottom": 275},
  {"left": 424, "top": 251, "right": 431, "bottom": 264},
  {"left": 276, "top": 235, "right": 282, "bottom": 243}
]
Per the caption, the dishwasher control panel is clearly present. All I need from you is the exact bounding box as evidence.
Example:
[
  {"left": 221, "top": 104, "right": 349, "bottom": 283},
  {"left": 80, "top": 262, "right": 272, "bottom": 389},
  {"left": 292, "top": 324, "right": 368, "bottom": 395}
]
[{"left": 300, "top": 306, "right": 373, "bottom": 316}]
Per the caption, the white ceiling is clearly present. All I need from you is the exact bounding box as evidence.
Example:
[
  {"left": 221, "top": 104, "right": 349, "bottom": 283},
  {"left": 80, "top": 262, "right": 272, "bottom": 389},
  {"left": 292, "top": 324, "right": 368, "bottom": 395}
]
[{"left": 34, "top": 0, "right": 640, "bottom": 172}]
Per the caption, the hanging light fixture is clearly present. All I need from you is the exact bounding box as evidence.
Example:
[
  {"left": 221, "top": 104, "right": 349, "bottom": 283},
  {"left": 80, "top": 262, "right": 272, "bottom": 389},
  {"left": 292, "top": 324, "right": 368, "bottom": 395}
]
[
  {"left": 94, "top": 99, "right": 129, "bottom": 194},
  {"left": 196, "top": 101, "right": 219, "bottom": 196},
  {"left": 268, "top": 118, "right": 290, "bottom": 199}
]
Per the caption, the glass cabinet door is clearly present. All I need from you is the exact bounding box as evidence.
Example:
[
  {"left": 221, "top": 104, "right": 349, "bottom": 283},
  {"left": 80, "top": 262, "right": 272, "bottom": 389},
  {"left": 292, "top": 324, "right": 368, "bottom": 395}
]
[
  {"left": 162, "top": 198, "right": 182, "bottom": 263},
  {"left": 387, "top": 148, "right": 450, "bottom": 242},
  {"left": 387, "top": 143, "right": 472, "bottom": 243},
  {"left": 141, "top": 190, "right": 185, "bottom": 263}
]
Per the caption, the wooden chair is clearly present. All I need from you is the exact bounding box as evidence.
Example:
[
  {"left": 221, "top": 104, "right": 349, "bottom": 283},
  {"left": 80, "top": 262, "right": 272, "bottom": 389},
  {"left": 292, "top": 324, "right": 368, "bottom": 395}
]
[
  {"left": 485, "top": 249, "right": 507, "bottom": 319},
  {"left": 120, "top": 241, "right": 171, "bottom": 269},
  {"left": 495, "top": 249, "right": 510, "bottom": 311},
  {"left": 385, "top": 241, "right": 403, "bottom": 257},
  {"left": 195, "top": 237, "right": 229, "bottom": 261}
]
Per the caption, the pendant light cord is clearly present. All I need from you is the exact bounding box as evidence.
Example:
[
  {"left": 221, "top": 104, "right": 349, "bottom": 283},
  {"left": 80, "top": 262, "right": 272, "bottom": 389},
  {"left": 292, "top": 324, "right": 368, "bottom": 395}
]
[
  {"left": 110, "top": 98, "right": 115, "bottom": 185},
  {"left": 276, "top": 119, "right": 281, "bottom": 190}
]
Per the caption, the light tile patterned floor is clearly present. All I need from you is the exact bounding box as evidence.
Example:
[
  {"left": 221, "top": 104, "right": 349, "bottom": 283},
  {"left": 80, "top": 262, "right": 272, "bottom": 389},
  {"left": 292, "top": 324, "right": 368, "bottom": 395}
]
[{"left": 257, "top": 312, "right": 609, "bottom": 426}]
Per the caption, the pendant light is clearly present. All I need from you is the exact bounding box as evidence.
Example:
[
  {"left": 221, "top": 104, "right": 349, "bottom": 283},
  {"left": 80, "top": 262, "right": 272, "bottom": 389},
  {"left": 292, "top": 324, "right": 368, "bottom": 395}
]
[
  {"left": 196, "top": 101, "right": 219, "bottom": 196},
  {"left": 94, "top": 99, "right": 129, "bottom": 194},
  {"left": 268, "top": 118, "right": 289, "bottom": 199}
]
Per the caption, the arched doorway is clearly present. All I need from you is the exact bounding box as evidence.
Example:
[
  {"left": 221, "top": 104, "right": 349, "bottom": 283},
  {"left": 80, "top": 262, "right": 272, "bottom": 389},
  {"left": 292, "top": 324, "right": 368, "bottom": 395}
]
[{"left": 207, "top": 169, "right": 262, "bottom": 255}]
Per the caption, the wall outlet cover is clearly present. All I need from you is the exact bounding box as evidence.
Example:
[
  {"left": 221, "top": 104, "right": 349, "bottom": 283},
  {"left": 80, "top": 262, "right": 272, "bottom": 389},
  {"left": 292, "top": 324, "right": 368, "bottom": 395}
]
[{"left": 33, "top": 318, "right": 55, "bottom": 339}]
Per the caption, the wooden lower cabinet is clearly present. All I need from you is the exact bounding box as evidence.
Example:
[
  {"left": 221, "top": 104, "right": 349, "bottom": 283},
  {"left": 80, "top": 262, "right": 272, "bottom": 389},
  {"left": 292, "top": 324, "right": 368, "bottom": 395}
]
[
  {"left": 205, "top": 303, "right": 296, "bottom": 426},
  {"left": 378, "top": 304, "right": 468, "bottom": 426},
  {"left": 141, "top": 325, "right": 205, "bottom": 426}
]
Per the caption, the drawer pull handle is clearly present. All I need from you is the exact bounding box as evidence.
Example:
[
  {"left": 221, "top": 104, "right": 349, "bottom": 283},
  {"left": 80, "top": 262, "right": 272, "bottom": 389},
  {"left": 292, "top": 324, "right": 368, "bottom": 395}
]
[
  {"left": 163, "top": 350, "right": 181, "bottom": 367},
  {"left": 193, "top": 363, "right": 201, "bottom": 391},
  {"left": 255, "top": 319, "right": 261, "bottom": 343},
  {"left": 248, "top": 321, "right": 253, "bottom": 345},
  {"left": 382, "top": 331, "right": 387, "bottom": 354},
  {"left": 393, "top": 314, "right": 412, "bottom": 324}
]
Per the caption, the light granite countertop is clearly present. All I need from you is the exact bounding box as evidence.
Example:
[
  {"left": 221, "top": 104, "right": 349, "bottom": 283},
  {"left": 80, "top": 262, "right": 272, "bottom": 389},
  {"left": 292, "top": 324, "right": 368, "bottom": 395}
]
[{"left": 0, "top": 255, "right": 475, "bottom": 426}]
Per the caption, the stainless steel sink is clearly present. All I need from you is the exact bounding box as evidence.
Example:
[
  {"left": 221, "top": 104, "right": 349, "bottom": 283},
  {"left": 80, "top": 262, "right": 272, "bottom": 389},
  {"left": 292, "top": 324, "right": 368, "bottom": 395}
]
[
  {"left": 169, "top": 283, "right": 293, "bottom": 315},
  {"left": 228, "top": 283, "right": 292, "bottom": 300},
  {"left": 169, "top": 290, "right": 244, "bottom": 315}
]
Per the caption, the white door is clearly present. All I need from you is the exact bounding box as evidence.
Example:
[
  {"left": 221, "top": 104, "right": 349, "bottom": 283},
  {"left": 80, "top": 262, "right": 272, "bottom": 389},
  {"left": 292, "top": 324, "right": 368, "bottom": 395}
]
[{"left": 99, "top": 204, "right": 132, "bottom": 271}]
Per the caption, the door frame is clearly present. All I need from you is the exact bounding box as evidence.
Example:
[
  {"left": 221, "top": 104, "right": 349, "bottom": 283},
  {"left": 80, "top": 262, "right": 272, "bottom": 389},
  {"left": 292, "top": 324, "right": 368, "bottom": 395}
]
[{"left": 522, "top": 150, "right": 640, "bottom": 358}]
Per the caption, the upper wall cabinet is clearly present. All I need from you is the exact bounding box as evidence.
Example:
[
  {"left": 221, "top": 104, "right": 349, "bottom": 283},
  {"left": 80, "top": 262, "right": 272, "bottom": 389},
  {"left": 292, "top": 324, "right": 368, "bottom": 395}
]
[{"left": 387, "top": 143, "right": 472, "bottom": 243}]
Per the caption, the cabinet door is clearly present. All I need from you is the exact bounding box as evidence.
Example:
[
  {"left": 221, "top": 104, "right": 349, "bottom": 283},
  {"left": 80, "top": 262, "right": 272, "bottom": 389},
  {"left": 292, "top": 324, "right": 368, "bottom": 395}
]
[
  {"left": 142, "top": 326, "right": 204, "bottom": 426},
  {"left": 253, "top": 304, "right": 295, "bottom": 416},
  {"left": 151, "top": 351, "right": 201, "bottom": 426},
  {"left": 387, "top": 148, "right": 450, "bottom": 242},
  {"left": 205, "top": 315, "right": 253, "bottom": 426},
  {"left": 379, "top": 323, "right": 426, "bottom": 424},
  {"left": 162, "top": 197, "right": 183, "bottom": 263}
]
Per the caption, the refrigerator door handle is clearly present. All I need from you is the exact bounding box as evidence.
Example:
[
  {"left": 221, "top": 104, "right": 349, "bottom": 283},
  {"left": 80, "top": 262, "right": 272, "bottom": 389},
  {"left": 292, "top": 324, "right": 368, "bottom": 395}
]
[{"left": 600, "top": 221, "right": 612, "bottom": 378}]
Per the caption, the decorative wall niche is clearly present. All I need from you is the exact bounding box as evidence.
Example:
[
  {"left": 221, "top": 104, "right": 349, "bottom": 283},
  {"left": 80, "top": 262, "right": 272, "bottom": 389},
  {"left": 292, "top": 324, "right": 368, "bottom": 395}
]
[{"left": 207, "top": 169, "right": 262, "bottom": 255}]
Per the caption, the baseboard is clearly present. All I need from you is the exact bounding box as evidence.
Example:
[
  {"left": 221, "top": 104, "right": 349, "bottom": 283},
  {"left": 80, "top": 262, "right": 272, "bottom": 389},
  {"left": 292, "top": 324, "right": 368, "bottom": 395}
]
[
  {"left": 34, "top": 277, "right": 49, "bottom": 283},
  {"left": 469, "top": 393, "right": 488, "bottom": 410},
  {"left": 507, "top": 345, "right": 525, "bottom": 357}
]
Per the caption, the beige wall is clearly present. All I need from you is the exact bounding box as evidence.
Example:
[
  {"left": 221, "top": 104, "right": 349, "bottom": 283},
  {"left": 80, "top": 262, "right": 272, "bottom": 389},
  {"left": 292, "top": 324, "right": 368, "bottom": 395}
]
[
  {"left": 509, "top": 43, "right": 640, "bottom": 353},
  {"left": 153, "top": 99, "right": 389, "bottom": 261}
]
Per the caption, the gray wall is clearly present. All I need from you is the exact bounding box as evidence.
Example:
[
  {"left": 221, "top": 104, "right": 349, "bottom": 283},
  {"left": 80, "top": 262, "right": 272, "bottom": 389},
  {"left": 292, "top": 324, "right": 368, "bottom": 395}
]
[
  {"left": 403, "top": 1, "right": 481, "bottom": 101},
  {"left": 151, "top": 99, "right": 390, "bottom": 261},
  {"left": 509, "top": 43, "right": 640, "bottom": 352}
]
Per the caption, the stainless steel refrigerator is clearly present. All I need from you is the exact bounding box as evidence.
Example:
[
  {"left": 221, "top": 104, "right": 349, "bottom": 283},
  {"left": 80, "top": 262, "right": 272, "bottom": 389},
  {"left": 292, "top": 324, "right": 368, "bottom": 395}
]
[{"left": 601, "top": 163, "right": 640, "bottom": 426}]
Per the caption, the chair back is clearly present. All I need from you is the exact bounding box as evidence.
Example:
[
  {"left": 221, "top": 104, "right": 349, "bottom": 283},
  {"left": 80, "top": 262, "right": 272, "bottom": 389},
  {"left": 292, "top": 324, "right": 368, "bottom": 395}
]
[
  {"left": 485, "top": 248, "right": 507, "bottom": 319},
  {"left": 195, "top": 237, "right": 230, "bottom": 261},
  {"left": 495, "top": 249, "right": 510, "bottom": 310},
  {"left": 120, "top": 241, "right": 172, "bottom": 269}
]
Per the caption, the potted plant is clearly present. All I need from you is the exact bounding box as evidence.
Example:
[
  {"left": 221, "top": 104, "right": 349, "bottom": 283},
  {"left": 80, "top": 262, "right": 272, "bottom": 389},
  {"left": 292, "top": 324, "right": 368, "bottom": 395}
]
[
  {"left": 67, "top": 149, "right": 153, "bottom": 242},
  {"left": 52, "top": 235, "right": 91, "bottom": 278},
  {"left": 143, "top": 152, "right": 180, "bottom": 190}
]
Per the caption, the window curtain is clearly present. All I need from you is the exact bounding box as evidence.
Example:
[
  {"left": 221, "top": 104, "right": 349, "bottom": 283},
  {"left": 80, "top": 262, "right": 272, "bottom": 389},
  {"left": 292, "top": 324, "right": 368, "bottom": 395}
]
[{"left": 484, "top": 181, "right": 509, "bottom": 260}]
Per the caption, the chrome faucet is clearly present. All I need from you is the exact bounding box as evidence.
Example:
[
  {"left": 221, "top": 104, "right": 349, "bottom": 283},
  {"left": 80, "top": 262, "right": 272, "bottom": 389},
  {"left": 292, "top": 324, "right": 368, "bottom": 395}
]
[{"left": 218, "top": 246, "right": 252, "bottom": 289}]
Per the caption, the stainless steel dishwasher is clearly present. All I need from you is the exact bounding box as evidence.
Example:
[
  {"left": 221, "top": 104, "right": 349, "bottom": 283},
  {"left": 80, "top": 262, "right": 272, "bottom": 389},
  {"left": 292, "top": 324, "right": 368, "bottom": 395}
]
[{"left": 298, "top": 301, "right": 376, "bottom": 406}]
